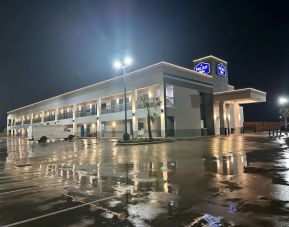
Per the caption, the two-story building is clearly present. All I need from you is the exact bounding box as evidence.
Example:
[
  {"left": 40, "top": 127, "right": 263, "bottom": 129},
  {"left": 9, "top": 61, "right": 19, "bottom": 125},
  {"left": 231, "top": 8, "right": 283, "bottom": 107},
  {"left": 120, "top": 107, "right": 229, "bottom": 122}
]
[{"left": 6, "top": 55, "right": 266, "bottom": 138}]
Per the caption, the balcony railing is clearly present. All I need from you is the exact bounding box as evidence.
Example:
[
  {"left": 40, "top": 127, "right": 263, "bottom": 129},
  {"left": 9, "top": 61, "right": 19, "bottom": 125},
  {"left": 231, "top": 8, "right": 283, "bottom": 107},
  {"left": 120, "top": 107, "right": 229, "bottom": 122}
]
[
  {"left": 33, "top": 118, "right": 42, "bottom": 123},
  {"left": 58, "top": 112, "right": 73, "bottom": 120},
  {"left": 166, "top": 97, "right": 174, "bottom": 107},
  {"left": 23, "top": 120, "right": 31, "bottom": 125},
  {"left": 101, "top": 103, "right": 132, "bottom": 114},
  {"left": 136, "top": 98, "right": 160, "bottom": 109},
  {"left": 44, "top": 115, "right": 55, "bottom": 122},
  {"left": 76, "top": 108, "right": 97, "bottom": 117}
]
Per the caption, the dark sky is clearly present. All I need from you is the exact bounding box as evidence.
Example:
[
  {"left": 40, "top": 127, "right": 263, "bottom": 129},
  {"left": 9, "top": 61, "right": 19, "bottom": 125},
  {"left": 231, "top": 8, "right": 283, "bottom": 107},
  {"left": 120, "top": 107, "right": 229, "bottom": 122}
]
[{"left": 1, "top": 0, "right": 289, "bottom": 129}]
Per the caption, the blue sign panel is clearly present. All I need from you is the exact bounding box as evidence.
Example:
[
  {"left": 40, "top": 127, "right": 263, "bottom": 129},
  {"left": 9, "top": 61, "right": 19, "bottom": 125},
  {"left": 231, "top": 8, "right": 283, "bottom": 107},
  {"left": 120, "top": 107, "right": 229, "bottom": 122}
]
[
  {"left": 194, "top": 62, "right": 210, "bottom": 74},
  {"left": 217, "top": 63, "right": 226, "bottom": 77}
]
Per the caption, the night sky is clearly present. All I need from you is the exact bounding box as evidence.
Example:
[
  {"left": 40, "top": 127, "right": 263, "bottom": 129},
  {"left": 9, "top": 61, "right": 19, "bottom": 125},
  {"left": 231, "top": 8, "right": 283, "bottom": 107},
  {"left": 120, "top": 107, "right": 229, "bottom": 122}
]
[{"left": 1, "top": 0, "right": 289, "bottom": 129}]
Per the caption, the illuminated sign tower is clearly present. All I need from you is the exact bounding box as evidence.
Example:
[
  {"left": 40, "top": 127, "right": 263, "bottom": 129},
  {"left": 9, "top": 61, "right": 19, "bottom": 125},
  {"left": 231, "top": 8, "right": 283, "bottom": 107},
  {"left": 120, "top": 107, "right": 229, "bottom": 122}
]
[{"left": 193, "top": 55, "right": 228, "bottom": 92}]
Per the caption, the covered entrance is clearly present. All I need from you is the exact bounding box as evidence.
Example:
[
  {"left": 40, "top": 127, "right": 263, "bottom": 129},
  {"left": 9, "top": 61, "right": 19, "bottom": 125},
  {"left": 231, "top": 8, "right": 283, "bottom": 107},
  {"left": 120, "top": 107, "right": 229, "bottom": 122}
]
[{"left": 214, "top": 88, "right": 266, "bottom": 135}]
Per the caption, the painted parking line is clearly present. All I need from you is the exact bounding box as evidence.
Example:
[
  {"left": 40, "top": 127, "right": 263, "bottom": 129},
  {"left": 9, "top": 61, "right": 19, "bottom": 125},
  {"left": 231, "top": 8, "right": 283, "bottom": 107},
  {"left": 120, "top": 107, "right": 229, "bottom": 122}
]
[
  {"left": 3, "top": 193, "right": 126, "bottom": 227},
  {"left": 0, "top": 182, "right": 68, "bottom": 196},
  {"left": 0, "top": 186, "right": 39, "bottom": 195},
  {"left": 0, "top": 172, "right": 42, "bottom": 180}
]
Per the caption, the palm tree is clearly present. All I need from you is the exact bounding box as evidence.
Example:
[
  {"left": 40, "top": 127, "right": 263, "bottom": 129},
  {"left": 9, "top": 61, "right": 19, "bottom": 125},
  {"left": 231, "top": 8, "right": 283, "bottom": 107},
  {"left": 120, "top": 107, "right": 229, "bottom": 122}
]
[
  {"left": 139, "top": 95, "right": 162, "bottom": 140},
  {"left": 280, "top": 107, "right": 289, "bottom": 134}
]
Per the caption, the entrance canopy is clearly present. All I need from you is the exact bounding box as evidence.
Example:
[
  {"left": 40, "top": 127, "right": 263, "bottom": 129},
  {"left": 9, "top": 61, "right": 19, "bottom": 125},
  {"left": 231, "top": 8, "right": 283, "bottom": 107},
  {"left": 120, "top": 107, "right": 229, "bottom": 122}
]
[{"left": 214, "top": 88, "right": 266, "bottom": 104}]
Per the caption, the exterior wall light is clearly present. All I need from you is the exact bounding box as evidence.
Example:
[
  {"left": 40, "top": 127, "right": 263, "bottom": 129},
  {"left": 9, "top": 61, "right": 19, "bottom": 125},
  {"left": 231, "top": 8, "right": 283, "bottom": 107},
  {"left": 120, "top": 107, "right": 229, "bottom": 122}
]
[
  {"left": 132, "top": 112, "right": 135, "bottom": 116},
  {"left": 161, "top": 109, "right": 164, "bottom": 113}
]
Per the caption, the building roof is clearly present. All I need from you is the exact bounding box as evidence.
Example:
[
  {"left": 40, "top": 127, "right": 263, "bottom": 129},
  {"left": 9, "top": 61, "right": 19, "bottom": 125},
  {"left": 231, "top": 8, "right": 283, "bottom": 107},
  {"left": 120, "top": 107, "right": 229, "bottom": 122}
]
[
  {"left": 193, "top": 55, "right": 227, "bottom": 64},
  {"left": 8, "top": 61, "right": 213, "bottom": 114},
  {"left": 214, "top": 88, "right": 266, "bottom": 104}
]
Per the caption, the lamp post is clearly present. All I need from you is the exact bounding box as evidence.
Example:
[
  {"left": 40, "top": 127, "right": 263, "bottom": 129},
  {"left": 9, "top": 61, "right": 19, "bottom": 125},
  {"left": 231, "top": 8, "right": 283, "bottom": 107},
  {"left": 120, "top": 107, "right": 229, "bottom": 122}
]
[
  {"left": 114, "top": 57, "right": 133, "bottom": 141},
  {"left": 279, "top": 97, "right": 288, "bottom": 135}
]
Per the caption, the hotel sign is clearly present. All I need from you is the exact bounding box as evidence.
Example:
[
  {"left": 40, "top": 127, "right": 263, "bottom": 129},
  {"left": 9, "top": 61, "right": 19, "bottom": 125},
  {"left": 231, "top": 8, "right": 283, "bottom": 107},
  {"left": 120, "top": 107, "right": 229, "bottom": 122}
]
[
  {"left": 194, "top": 62, "right": 210, "bottom": 74},
  {"left": 217, "top": 63, "right": 226, "bottom": 77}
]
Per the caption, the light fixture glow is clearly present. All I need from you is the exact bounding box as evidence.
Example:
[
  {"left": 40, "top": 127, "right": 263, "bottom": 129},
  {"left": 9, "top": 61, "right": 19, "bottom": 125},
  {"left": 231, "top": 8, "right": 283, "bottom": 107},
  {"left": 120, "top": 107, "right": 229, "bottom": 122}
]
[
  {"left": 124, "top": 57, "right": 132, "bottom": 65},
  {"left": 114, "top": 61, "right": 122, "bottom": 69},
  {"left": 279, "top": 97, "right": 288, "bottom": 105}
]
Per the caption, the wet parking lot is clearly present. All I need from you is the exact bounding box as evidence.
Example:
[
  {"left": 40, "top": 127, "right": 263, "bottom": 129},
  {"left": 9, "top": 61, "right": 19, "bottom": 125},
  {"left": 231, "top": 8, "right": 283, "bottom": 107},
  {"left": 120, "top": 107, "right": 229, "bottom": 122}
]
[{"left": 0, "top": 135, "right": 289, "bottom": 227}]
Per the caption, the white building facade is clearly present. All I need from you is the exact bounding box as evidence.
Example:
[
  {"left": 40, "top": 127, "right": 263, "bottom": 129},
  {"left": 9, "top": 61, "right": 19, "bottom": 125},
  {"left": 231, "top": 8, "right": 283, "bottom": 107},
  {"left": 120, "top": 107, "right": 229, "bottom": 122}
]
[{"left": 6, "top": 56, "right": 266, "bottom": 138}]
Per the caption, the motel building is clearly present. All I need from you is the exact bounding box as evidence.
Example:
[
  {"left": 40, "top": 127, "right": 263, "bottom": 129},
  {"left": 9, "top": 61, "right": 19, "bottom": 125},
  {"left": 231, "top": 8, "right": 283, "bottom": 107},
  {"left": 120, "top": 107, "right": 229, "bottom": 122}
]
[{"left": 6, "top": 55, "right": 266, "bottom": 139}]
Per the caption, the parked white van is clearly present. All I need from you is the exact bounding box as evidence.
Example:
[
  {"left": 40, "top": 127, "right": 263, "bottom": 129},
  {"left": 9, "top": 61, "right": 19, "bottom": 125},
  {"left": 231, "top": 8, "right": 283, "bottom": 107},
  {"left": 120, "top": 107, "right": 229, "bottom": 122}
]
[{"left": 27, "top": 125, "right": 74, "bottom": 143}]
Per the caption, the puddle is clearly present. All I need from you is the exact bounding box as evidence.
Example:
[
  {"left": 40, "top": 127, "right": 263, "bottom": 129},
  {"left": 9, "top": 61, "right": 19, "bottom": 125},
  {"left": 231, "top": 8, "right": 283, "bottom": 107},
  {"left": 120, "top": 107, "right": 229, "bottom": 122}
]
[{"left": 1, "top": 135, "right": 289, "bottom": 226}]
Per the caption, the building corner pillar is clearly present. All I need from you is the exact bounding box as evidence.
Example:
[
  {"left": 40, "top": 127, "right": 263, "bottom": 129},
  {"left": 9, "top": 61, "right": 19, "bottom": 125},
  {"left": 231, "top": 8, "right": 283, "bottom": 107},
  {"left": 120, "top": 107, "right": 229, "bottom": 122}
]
[{"left": 6, "top": 117, "right": 10, "bottom": 137}]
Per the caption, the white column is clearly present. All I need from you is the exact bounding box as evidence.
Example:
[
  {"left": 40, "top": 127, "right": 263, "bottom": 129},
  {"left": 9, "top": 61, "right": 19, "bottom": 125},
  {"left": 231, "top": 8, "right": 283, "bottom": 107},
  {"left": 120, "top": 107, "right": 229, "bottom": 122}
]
[
  {"left": 30, "top": 113, "right": 33, "bottom": 125},
  {"left": 97, "top": 98, "right": 101, "bottom": 138},
  {"left": 132, "top": 90, "right": 138, "bottom": 137},
  {"left": 160, "top": 81, "right": 166, "bottom": 138},
  {"left": 7, "top": 117, "right": 10, "bottom": 136},
  {"left": 72, "top": 104, "right": 77, "bottom": 135},
  {"left": 233, "top": 102, "right": 241, "bottom": 133},
  {"left": 55, "top": 108, "right": 59, "bottom": 122},
  {"left": 41, "top": 111, "right": 45, "bottom": 124}
]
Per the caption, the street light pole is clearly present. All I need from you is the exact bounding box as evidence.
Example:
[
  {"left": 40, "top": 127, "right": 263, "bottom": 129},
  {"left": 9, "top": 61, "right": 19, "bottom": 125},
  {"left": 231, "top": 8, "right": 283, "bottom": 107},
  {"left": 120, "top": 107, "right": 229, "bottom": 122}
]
[
  {"left": 278, "top": 96, "right": 288, "bottom": 136},
  {"left": 123, "top": 65, "right": 128, "bottom": 140},
  {"left": 114, "top": 57, "right": 132, "bottom": 141}
]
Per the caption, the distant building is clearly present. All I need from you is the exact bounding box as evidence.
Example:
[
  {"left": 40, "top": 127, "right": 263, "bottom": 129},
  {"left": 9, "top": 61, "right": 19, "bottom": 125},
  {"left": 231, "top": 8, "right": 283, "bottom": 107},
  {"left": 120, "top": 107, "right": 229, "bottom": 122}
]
[{"left": 7, "top": 55, "right": 266, "bottom": 138}]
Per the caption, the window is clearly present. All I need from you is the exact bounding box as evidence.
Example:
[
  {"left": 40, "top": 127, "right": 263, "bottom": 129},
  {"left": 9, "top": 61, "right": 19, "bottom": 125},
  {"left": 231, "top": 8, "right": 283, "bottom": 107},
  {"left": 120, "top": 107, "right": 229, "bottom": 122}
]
[
  {"left": 143, "top": 94, "right": 149, "bottom": 100},
  {"left": 111, "top": 100, "right": 117, "bottom": 107},
  {"left": 138, "top": 122, "right": 144, "bottom": 130},
  {"left": 166, "top": 85, "right": 174, "bottom": 97},
  {"left": 119, "top": 98, "right": 129, "bottom": 104}
]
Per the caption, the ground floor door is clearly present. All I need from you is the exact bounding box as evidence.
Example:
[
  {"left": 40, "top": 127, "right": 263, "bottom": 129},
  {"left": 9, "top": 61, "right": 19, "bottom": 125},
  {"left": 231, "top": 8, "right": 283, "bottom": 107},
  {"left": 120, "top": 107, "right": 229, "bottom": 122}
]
[
  {"left": 166, "top": 116, "right": 175, "bottom": 137},
  {"left": 80, "top": 126, "right": 85, "bottom": 137},
  {"left": 101, "top": 123, "right": 105, "bottom": 137}
]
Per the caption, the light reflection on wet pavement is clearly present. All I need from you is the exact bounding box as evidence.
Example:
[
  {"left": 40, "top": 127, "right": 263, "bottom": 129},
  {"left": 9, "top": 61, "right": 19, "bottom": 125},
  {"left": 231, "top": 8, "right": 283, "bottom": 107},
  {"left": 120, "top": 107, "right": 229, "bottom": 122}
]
[{"left": 0, "top": 135, "right": 289, "bottom": 226}]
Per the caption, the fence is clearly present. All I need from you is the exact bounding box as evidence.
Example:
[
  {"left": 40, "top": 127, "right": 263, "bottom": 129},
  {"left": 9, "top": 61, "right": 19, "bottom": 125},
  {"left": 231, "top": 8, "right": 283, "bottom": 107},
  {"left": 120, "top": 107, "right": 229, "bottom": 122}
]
[{"left": 243, "top": 122, "right": 281, "bottom": 132}]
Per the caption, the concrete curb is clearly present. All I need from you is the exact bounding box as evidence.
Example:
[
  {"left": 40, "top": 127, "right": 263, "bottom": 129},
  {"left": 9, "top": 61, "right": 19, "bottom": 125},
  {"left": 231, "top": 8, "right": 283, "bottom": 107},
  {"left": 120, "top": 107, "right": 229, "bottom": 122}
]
[{"left": 116, "top": 140, "right": 173, "bottom": 146}]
